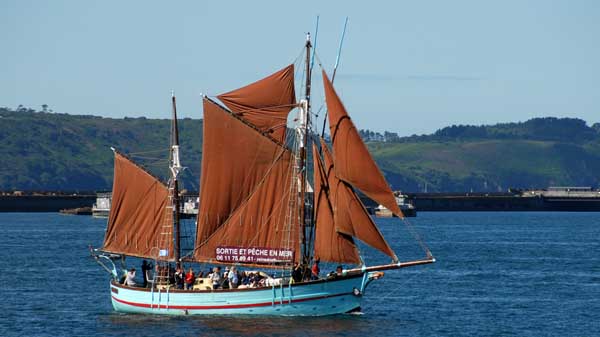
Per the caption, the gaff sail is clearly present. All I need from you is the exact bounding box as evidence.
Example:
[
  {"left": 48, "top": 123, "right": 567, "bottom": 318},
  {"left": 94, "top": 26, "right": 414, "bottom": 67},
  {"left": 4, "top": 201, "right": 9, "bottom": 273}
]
[
  {"left": 102, "top": 152, "right": 173, "bottom": 260},
  {"left": 193, "top": 98, "right": 299, "bottom": 265}
]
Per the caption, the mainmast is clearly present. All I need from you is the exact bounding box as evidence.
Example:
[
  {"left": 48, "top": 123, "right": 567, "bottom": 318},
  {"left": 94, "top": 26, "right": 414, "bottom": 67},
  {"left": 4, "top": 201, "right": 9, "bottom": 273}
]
[
  {"left": 170, "top": 92, "right": 182, "bottom": 263},
  {"left": 299, "top": 33, "right": 312, "bottom": 265}
]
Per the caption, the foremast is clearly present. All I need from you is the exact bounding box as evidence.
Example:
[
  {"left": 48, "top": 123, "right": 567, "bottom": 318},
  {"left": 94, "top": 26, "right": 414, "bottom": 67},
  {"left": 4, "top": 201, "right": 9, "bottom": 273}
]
[
  {"left": 169, "top": 92, "right": 182, "bottom": 263},
  {"left": 152, "top": 92, "right": 183, "bottom": 285}
]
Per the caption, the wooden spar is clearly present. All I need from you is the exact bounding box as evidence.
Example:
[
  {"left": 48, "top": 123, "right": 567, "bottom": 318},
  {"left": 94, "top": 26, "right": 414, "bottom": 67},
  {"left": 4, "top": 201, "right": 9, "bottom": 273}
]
[
  {"left": 344, "top": 257, "right": 436, "bottom": 275},
  {"left": 171, "top": 93, "right": 181, "bottom": 263},
  {"left": 310, "top": 16, "right": 319, "bottom": 74},
  {"left": 331, "top": 17, "right": 348, "bottom": 83},
  {"left": 320, "top": 17, "right": 349, "bottom": 138}
]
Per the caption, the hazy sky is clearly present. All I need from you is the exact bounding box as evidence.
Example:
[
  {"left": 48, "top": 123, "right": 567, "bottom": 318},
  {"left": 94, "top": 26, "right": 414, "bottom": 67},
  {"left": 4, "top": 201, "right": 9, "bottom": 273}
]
[{"left": 2, "top": 0, "right": 599, "bottom": 136}]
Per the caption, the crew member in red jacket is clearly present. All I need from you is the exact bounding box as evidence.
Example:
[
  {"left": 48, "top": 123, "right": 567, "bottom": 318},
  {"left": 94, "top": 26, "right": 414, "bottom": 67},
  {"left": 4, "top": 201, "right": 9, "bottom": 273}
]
[{"left": 185, "top": 267, "right": 195, "bottom": 290}]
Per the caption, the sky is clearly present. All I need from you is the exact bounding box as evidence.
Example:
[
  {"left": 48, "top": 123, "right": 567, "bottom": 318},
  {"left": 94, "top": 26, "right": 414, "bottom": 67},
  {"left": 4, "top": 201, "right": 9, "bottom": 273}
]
[{"left": 2, "top": 0, "right": 599, "bottom": 136}]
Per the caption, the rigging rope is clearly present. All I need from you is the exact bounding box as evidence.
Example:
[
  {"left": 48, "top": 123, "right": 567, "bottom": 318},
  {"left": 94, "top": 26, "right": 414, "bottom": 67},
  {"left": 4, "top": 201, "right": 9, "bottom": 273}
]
[
  {"left": 401, "top": 217, "right": 433, "bottom": 258},
  {"left": 360, "top": 270, "right": 422, "bottom": 311},
  {"left": 128, "top": 148, "right": 170, "bottom": 155},
  {"left": 312, "top": 56, "right": 433, "bottom": 260}
]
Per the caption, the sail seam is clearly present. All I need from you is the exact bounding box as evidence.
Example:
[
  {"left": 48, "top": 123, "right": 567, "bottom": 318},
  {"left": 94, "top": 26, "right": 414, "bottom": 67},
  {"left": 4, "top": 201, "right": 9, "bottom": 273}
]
[{"left": 194, "top": 147, "right": 291, "bottom": 250}]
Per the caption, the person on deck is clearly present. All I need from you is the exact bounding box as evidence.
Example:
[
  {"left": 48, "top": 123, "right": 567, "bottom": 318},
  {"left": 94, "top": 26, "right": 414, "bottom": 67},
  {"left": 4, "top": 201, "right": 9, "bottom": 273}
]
[
  {"left": 125, "top": 268, "right": 137, "bottom": 286},
  {"left": 168, "top": 264, "right": 175, "bottom": 284},
  {"left": 210, "top": 266, "right": 222, "bottom": 289},
  {"left": 222, "top": 267, "right": 230, "bottom": 289},
  {"left": 292, "top": 262, "right": 303, "bottom": 283},
  {"left": 174, "top": 267, "right": 185, "bottom": 289},
  {"left": 328, "top": 265, "right": 344, "bottom": 279},
  {"left": 228, "top": 266, "right": 239, "bottom": 289},
  {"left": 311, "top": 258, "right": 320, "bottom": 280},
  {"left": 141, "top": 260, "right": 152, "bottom": 288},
  {"left": 185, "top": 267, "right": 195, "bottom": 290}
]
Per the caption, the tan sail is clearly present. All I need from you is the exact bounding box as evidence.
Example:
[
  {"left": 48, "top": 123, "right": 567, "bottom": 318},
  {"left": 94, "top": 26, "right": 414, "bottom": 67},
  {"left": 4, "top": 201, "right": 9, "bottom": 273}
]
[
  {"left": 217, "top": 64, "right": 296, "bottom": 143},
  {"left": 194, "top": 98, "right": 299, "bottom": 265},
  {"left": 322, "top": 70, "right": 403, "bottom": 218},
  {"left": 103, "top": 152, "right": 173, "bottom": 259},
  {"left": 321, "top": 138, "right": 397, "bottom": 261},
  {"left": 312, "top": 143, "right": 361, "bottom": 264}
]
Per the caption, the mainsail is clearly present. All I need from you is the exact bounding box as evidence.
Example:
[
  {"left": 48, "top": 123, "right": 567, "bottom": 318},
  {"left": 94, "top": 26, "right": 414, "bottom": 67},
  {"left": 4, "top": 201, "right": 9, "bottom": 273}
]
[
  {"left": 217, "top": 64, "right": 296, "bottom": 143},
  {"left": 312, "top": 142, "right": 361, "bottom": 264},
  {"left": 193, "top": 98, "right": 299, "bottom": 265},
  {"left": 102, "top": 152, "right": 173, "bottom": 259},
  {"left": 319, "top": 138, "right": 397, "bottom": 261},
  {"left": 322, "top": 70, "right": 403, "bottom": 218}
]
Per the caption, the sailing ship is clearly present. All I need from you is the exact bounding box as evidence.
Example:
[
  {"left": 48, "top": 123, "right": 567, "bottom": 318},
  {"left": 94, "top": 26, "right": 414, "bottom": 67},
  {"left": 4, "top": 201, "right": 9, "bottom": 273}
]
[{"left": 91, "top": 34, "right": 434, "bottom": 316}]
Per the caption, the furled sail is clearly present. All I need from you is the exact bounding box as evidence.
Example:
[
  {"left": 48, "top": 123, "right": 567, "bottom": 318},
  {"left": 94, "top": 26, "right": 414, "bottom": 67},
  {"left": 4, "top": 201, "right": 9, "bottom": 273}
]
[
  {"left": 312, "top": 143, "right": 361, "bottom": 264},
  {"left": 193, "top": 98, "right": 299, "bottom": 265},
  {"left": 321, "top": 138, "right": 397, "bottom": 261},
  {"left": 217, "top": 64, "right": 296, "bottom": 143},
  {"left": 322, "top": 70, "right": 403, "bottom": 218},
  {"left": 102, "top": 152, "right": 173, "bottom": 259}
]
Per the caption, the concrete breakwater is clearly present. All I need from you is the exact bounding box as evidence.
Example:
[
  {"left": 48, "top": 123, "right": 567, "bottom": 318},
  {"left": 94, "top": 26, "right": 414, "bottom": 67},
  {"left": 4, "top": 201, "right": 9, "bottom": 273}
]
[
  {"left": 2, "top": 189, "right": 600, "bottom": 213},
  {"left": 0, "top": 194, "right": 96, "bottom": 212},
  {"left": 406, "top": 192, "right": 600, "bottom": 212}
]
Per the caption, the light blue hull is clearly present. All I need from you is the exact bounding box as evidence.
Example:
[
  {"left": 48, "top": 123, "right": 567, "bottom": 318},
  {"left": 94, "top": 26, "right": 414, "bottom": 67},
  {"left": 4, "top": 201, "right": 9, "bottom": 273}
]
[{"left": 110, "top": 274, "right": 367, "bottom": 316}]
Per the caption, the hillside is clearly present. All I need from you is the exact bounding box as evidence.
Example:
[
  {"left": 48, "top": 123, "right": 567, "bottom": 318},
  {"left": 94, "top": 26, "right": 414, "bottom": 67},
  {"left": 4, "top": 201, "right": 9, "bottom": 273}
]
[
  {"left": 0, "top": 107, "right": 202, "bottom": 191},
  {"left": 369, "top": 118, "right": 600, "bottom": 192},
  {"left": 1, "top": 107, "right": 599, "bottom": 192}
]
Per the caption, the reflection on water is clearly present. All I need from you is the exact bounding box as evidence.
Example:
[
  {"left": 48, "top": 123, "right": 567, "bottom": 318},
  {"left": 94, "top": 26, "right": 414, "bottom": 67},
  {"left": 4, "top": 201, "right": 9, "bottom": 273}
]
[{"left": 100, "top": 311, "right": 378, "bottom": 337}]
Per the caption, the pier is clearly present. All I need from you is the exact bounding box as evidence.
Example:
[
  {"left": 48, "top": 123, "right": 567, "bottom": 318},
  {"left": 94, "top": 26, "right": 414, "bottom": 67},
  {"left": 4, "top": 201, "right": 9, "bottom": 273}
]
[
  {"left": 2, "top": 188, "right": 600, "bottom": 213},
  {"left": 406, "top": 187, "right": 600, "bottom": 212}
]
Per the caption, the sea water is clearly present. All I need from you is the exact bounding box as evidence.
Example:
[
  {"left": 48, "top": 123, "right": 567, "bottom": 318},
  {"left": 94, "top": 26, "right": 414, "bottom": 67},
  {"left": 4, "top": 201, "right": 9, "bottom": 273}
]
[{"left": 0, "top": 212, "right": 598, "bottom": 336}]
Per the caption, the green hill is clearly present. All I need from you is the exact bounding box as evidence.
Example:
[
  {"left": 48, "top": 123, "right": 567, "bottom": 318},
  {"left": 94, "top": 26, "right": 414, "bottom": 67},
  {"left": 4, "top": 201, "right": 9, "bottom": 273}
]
[
  {"left": 0, "top": 107, "right": 202, "bottom": 191},
  {"left": 1, "top": 106, "right": 599, "bottom": 192},
  {"left": 369, "top": 118, "right": 600, "bottom": 192}
]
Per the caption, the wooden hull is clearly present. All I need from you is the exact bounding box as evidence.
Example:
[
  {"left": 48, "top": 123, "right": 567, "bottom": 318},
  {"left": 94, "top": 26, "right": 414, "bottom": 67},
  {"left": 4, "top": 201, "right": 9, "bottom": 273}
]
[{"left": 109, "top": 274, "right": 366, "bottom": 316}]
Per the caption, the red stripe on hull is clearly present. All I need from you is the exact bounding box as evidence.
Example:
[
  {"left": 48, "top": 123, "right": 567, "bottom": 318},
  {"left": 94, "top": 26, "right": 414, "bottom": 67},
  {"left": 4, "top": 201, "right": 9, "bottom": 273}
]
[{"left": 111, "top": 292, "right": 351, "bottom": 310}]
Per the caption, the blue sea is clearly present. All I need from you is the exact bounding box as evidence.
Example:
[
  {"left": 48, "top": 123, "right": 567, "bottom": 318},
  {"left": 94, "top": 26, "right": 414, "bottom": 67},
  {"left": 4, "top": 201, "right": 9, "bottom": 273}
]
[{"left": 0, "top": 212, "right": 598, "bottom": 336}]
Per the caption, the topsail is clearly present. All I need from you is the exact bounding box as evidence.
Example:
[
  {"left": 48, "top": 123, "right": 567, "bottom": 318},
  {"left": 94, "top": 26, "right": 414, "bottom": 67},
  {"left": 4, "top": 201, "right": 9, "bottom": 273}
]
[{"left": 217, "top": 64, "right": 296, "bottom": 143}]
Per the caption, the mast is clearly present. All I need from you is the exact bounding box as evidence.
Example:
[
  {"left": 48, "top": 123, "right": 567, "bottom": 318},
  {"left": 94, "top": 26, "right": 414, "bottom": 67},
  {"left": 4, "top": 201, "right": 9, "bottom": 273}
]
[
  {"left": 299, "top": 33, "right": 312, "bottom": 266},
  {"left": 170, "top": 92, "right": 182, "bottom": 263}
]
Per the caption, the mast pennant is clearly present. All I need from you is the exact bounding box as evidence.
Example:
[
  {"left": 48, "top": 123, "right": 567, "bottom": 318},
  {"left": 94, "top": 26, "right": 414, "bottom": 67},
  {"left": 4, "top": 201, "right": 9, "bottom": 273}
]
[{"left": 322, "top": 70, "right": 404, "bottom": 218}]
